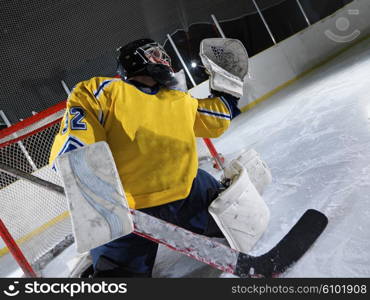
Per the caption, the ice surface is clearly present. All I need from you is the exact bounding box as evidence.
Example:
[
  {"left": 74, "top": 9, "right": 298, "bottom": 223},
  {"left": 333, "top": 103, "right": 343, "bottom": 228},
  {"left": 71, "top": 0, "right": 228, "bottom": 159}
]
[
  {"left": 215, "top": 38, "right": 370, "bottom": 277},
  {"left": 2, "top": 38, "right": 370, "bottom": 278}
]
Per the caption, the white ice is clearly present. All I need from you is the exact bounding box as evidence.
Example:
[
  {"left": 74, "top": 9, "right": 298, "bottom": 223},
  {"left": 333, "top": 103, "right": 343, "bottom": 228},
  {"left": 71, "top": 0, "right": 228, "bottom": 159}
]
[
  {"left": 3, "top": 38, "right": 370, "bottom": 278},
  {"left": 216, "top": 37, "right": 370, "bottom": 278}
]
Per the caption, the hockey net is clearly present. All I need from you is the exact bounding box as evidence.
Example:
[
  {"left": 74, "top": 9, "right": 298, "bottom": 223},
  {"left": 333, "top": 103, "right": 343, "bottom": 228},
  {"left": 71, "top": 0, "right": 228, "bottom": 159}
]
[{"left": 0, "top": 101, "right": 72, "bottom": 275}]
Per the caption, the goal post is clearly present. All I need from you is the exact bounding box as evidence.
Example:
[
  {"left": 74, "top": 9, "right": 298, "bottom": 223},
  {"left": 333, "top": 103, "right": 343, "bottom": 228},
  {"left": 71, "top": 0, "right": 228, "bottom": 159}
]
[
  {"left": 0, "top": 219, "right": 37, "bottom": 278},
  {"left": 0, "top": 101, "right": 71, "bottom": 277}
]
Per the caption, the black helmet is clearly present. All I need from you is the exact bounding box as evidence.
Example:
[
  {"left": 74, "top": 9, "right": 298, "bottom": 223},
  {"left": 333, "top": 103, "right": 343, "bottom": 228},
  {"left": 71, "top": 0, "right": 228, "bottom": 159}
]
[{"left": 117, "top": 38, "right": 177, "bottom": 87}]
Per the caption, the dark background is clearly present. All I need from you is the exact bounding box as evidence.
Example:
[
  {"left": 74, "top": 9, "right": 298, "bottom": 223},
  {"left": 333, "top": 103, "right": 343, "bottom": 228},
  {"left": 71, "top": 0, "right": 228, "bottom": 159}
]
[{"left": 0, "top": 0, "right": 353, "bottom": 125}]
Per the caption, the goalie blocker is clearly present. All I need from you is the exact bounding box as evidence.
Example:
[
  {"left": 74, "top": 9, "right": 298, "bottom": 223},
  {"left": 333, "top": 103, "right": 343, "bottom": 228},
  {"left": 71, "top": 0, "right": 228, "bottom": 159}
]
[{"left": 209, "top": 149, "right": 272, "bottom": 253}]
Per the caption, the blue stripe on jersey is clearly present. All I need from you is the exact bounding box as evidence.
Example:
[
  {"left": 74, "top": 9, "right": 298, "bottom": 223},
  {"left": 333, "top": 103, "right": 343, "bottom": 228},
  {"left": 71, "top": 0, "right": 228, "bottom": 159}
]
[
  {"left": 52, "top": 136, "right": 85, "bottom": 171},
  {"left": 219, "top": 95, "right": 233, "bottom": 118},
  {"left": 197, "top": 108, "right": 231, "bottom": 120},
  {"left": 57, "top": 136, "right": 85, "bottom": 157},
  {"left": 93, "top": 79, "right": 119, "bottom": 99}
]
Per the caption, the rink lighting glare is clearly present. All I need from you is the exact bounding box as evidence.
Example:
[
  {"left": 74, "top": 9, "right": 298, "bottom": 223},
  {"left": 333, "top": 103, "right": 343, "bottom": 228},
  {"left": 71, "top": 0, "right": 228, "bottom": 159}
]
[{"left": 191, "top": 62, "right": 197, "bottom": 68}]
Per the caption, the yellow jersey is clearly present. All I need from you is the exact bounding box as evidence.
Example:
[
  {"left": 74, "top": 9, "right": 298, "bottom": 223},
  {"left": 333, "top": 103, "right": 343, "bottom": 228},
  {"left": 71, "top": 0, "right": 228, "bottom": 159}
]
[{"left": 50, "top": 77, "right": 233, "bottom": 209}]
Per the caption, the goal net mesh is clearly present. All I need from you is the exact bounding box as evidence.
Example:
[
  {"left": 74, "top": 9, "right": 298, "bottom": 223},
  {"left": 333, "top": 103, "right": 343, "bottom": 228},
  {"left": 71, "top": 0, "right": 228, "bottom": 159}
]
[{"left": 0, "top": 103, "right": 72, "bottom": 271}]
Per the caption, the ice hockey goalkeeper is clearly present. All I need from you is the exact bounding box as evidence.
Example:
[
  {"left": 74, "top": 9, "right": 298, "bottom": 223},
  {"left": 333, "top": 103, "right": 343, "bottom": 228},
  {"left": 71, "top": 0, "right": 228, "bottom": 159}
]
[{"left": 49, "top": 38, "right": 241, "bottom": 277}]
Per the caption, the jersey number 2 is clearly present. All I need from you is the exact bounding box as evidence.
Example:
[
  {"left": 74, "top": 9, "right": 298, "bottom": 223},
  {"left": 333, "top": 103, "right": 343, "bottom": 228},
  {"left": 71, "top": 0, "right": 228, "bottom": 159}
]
[{"left": 70, "top": 107, "right": 87, "bottom": 130}]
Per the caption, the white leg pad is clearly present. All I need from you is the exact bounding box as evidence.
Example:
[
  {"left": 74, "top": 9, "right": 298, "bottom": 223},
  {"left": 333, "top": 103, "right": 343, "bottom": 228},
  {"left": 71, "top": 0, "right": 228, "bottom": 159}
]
[
  {"left": 209, "top": 160, "right": 270, "bottom": 253},
  {"left": 224, "top": 149, "right": 272, "bottom": 195},
  {"left": 56, "top": 142, "right": 134, "bottom": 253}
]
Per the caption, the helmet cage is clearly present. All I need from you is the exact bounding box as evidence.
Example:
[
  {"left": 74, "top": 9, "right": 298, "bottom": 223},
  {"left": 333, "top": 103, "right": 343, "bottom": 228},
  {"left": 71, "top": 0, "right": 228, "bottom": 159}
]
[{"left": 135, "top": 42, "right": 172, "bottom": 69}]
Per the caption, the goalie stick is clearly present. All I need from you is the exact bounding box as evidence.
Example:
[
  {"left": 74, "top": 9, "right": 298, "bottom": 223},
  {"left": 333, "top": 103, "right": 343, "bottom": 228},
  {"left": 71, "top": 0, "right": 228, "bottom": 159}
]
[{"left": 0, "top": 161, "right": 328, "bottom": 278}]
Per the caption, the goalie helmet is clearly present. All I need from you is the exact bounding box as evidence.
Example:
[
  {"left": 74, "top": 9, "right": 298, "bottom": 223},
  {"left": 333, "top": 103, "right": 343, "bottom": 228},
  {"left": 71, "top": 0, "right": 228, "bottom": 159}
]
[{"left": 117, "top": 38, "right": 177, "bottom": 87}]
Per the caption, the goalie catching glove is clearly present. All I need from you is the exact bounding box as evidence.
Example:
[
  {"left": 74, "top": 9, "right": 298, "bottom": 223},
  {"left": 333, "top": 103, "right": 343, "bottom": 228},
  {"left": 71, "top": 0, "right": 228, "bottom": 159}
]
[{"left": 200, "top": 38, "right": 249, "bottom": 98}]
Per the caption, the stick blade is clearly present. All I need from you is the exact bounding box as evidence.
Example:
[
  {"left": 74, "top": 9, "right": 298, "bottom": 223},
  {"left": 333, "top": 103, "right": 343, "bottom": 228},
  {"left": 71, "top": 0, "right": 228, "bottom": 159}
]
[
  {"left": 56, "top": 141, "right": 134, "bottom": 253},
  {"left": 236, "top": 209, "right": 328, "bottom": 277},
  {"left": 268, "top": 209, "right": 328, "bottom": 274}
]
